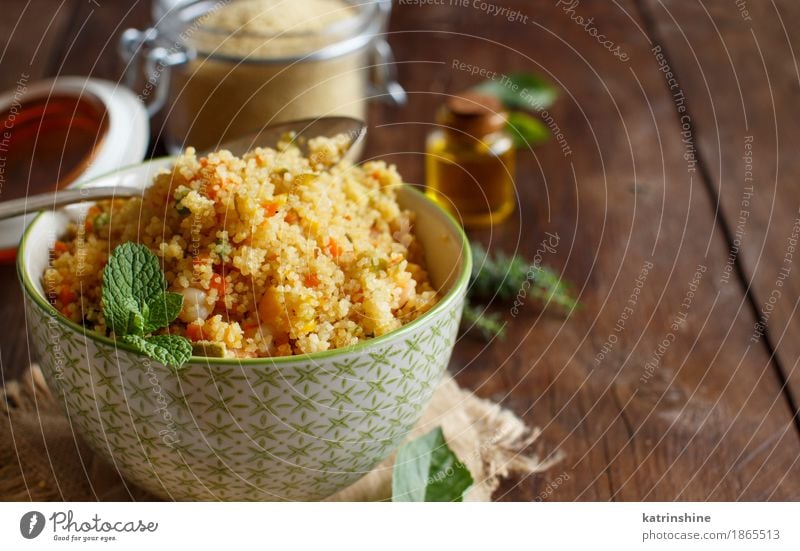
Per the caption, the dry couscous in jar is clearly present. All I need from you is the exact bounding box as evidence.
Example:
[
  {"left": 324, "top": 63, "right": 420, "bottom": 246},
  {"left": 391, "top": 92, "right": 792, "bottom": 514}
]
[{"left": 120, "top": 0, "right": 405, "bottom": 152}]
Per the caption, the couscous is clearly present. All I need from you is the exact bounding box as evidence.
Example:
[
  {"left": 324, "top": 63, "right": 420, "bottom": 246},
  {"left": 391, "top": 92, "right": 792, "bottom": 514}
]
[{"left": 43, "top": 135, "right": 438, "bottom": 358}]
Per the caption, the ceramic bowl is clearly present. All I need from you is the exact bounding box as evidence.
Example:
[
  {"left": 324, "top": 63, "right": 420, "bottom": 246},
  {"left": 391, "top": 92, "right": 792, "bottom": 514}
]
[{"left": 17, "top": 159, "right": 470, "bottom": 501}]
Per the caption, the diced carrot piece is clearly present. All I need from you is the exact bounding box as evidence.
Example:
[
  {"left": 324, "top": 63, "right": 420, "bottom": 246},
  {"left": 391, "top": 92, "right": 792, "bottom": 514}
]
[
  {"left": 304, "top": 273, "right": 320, "bottom": 288},
  {"left": 186, "top": 323, "right": 205, "bottom": 342},
  {"left": 54, "top": 241, "right": 68, "bottom": 253},
  {"left": 59, "top": 285, "right": 76, "bottom": 304},
  {"left": 210, "top": 274, "right": 226, "bottom": 298},
  {"left": 328, "top": 238, "right": 341, "bottom": 259},
  {"left": 262, "top": 201, "right": 279, "bottom": 217},
  {"left": 258, "top": 286, "right": 289, "bottom": 333}
]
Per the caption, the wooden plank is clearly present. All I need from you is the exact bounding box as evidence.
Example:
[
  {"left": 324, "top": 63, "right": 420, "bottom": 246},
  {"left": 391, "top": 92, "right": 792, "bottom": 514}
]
[
  {"left": 51, "top": 0, "right": 151, "bottom": 80},
  {"left": 637, "top": 0, "right": 800, "bottom": 415},
  {"left": 368, "top": 0, "right": 800, "bottom": 499},
  {"left": 0, "top": 0, "right": 77, "bottom": 88}
]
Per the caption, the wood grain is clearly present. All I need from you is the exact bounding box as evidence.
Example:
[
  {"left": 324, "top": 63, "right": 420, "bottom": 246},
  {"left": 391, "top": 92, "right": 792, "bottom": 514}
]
[
  {"left": 637, "top": 0, "right": 800, "bottom": 412},
  {"left": 373, "top": 0, "right": 800, "bottom": 500}
]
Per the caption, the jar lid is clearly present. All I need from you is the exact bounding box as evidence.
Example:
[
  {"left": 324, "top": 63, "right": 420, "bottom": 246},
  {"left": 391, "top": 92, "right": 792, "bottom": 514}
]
[
  {"left": 157, "top": 0, "right": 385, "bottom": 64},
  {"left": 0, "top": 77, "right": 149, "bottom": 257},
  {"left": 438, "top": 92, "right": 508, "bottom": 139}
]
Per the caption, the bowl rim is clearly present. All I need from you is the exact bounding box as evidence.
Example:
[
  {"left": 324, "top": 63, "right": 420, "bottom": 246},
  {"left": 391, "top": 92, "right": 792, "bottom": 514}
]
[{"left": 17, "top": 157, "right": 472, "bottom": 367}]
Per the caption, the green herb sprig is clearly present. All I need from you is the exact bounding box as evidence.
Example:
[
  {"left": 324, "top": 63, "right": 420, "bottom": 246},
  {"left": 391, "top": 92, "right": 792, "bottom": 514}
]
[
  {"left": 471, "top": 72, "right": 558, "bottom": 148},
  {"left": 463, "top": 242, "right": 579, "bottom": 341},
  {"left": 392, "top": 427, "right": 473, "bottom": 502},
  {"left": 102, "top": 243, "right": 192, "bottom": 369},
  {"left": 462, "top": 301, "right": 507, "bottom": 341}
]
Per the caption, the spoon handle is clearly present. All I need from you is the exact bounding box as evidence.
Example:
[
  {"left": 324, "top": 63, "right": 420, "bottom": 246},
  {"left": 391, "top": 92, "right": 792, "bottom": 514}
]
[
  {"left": 0, "top": 185, "right": 143, "bottom": 221},
  {"left": 0, "top": 116, "right": 367, "bottom": 222}
]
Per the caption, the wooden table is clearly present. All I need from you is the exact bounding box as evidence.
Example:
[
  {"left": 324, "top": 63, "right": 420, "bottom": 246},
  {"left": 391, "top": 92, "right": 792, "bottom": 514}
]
[{"left": 2, "top": 0, "right": 799, "bottom": 500}]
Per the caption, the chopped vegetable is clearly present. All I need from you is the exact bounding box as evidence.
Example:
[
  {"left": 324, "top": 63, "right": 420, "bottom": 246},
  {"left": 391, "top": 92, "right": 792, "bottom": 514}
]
[
  {"left": 212, "top": 237, "right": 232, "bottom": 260},
  {"left": 58, "top": 285, "right": 76, "bottom": 305},
  {"left": 262, "top": 201, "right": 279, "bottom": 217},
  {"left": 328, "top": 238, "right": 342, "bottom": 259},
  {"left": 191, "top": 340, "right": 227, "bottom": 357},
  {"left": 92, "top": 212, "right": 110, "bottom": 231},
  {"left": 185, "top": 322, "right": 205, "bottom": 342},
  {"left": 210, "top": 274, "right": 227, "bottom": 300}
]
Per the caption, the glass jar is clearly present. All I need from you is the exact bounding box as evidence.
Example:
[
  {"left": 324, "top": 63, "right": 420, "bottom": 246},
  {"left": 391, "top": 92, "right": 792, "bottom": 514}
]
[
  {"left": 425, "top": 93, "right": 516, "bottom": 228},
  {"left": 120, "top": 0, "right": 405, "bottom": 152}
]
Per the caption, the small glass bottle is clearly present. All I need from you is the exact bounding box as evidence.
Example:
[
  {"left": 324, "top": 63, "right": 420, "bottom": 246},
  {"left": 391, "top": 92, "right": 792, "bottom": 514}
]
[{"left": 425, "top": 93, "right": 516, "bottom": 228}]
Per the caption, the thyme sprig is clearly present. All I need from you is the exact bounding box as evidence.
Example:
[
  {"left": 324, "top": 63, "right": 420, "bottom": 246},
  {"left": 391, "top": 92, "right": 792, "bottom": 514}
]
[
  {"left": 462, "top": 301, "right": 507, "bottom": 341},
  {"left": 462, "top": 242, "right": 579, "bottom": 340}
]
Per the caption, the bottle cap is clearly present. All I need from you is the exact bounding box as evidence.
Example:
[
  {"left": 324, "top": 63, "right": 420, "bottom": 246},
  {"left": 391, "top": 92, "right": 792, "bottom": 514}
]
[{"left": 438, "top": 92, "right": 507, "bottom": 139}]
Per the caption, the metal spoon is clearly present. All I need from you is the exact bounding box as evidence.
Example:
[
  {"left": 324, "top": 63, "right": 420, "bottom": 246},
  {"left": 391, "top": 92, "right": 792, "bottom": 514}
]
[{"left": 0, "top": 116, "right": 367, "bottom": 221}]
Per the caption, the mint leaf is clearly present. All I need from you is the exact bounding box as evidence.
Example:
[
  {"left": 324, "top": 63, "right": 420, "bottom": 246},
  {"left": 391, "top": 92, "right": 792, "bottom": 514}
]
[
  {"left": 101, "top": 243, "right": 194, "bottom": 367},
  {"left": 392, "top": 427, "right": 473, "bottom": 502},
  {"left": 506, "top": 111, "right": 550, "bottom": 148},
  {"left": 473, "top": 73, "right": 558, "bottom": 111},
  {"left": 102, "top": 243, "right": 168, "bottom": 336},
  {"left": 122, "top": 334, "right": 192, "bottom": 369},
  {"left": 144, "top": 292, "right": 184, "bottom": 333}
]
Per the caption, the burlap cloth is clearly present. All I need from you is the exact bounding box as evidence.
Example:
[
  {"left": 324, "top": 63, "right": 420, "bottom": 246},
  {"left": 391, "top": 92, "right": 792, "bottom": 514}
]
[{"left": 1, "top": 365, "right": 561, "bottom": 501}]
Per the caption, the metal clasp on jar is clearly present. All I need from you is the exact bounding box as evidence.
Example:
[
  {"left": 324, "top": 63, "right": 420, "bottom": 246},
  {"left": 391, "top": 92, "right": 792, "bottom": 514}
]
[
  {"left": 370, "top": 38, "right": 407, "bottom": 107},
  {"left": 118, "top": 27, "right": 192, "bottom": 117}
]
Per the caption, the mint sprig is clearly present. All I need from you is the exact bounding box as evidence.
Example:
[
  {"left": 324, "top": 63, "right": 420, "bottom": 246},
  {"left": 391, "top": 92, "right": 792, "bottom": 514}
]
[
  {"left": 122, "top": 335, "right": 192, "bottom": 369},
  {"left": 102, "top": 243, "right": 192, "bottom": 369},
  {"left": 506, "top": 111, "right": 550, "bottom": 148},
  {"left": 471, "top": 72, "right": 558, "bottom": 150},
  {"left": 472, "top": 72, "right": 558, "bottom": 111},
  {"left": 392, "top": 427, "right": 473, "bottom": 502}
]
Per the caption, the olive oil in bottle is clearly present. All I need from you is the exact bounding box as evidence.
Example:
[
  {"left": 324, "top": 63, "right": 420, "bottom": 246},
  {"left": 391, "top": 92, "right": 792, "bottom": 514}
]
[{"left": 425, "top": 93, "right": 516, "bottom": 228}]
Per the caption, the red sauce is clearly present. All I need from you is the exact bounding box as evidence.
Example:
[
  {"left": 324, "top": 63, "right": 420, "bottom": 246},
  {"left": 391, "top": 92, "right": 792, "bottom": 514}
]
[{"left": 0, "top": 93, "right": 108, "bottom": 202}]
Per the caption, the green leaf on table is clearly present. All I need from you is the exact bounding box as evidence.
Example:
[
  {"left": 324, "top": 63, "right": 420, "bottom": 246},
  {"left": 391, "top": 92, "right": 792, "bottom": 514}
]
[
  {"left": 473, "top": 72, "right": 558, "bottom": 111},
  {"left": 392, "top": 427, "right": 473, "bottom": 502},
  {"left": 122, "top": 334, "right": 192, "bottom": 370},
  {"left": 506, "top": 111, "right": 550, "bottom": 148}
]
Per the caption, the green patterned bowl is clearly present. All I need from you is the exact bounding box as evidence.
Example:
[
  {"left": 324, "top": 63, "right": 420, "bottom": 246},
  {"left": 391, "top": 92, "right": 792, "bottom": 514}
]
[{"left": 17, "top": 159, "right": 470, "bottom": 501}]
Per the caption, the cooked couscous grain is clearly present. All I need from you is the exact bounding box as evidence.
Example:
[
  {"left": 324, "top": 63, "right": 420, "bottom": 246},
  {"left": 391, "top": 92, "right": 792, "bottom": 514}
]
[{"left": 43, "top": 136, "right": 438, "bottom": 358}]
